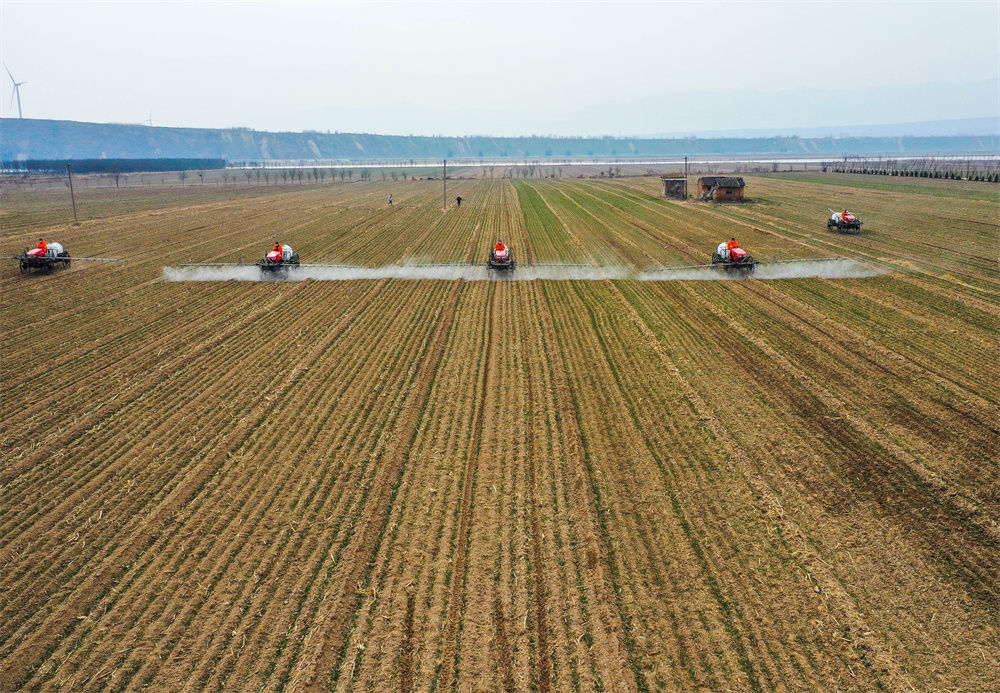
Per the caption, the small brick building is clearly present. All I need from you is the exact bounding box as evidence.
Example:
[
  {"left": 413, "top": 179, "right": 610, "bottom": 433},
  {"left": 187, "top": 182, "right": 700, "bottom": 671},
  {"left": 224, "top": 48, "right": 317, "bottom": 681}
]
[
  {"left": 697, "top": 176, "right": 745, "bottom": 201},
  {"left": 660, "top": 176, "right": 688, "bottom": 199}
]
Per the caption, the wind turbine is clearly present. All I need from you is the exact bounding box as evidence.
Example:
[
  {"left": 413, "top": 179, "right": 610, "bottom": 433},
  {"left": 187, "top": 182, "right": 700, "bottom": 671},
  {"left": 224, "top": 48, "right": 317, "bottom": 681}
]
[{"left": 5, "top": 65, "right": 25, "bottom": 119}]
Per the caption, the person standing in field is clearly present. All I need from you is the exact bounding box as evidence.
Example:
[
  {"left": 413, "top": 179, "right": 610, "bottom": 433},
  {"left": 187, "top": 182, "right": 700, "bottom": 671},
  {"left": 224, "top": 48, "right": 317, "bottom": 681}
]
[
  {"left": 388, "top": 194, "right": 393, "bottom": 206},
  {"left": 456, "top": 196, "right": 463, "bottom": 207}
]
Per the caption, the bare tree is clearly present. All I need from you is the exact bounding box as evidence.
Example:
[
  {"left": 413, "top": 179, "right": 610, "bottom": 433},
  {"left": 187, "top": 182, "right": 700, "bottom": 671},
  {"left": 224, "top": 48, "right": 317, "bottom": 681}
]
[
  {"left": 178, "top": 171, "right": 188, "bottom": 185},
  {"left": 319, "top": 169, "right": 327, "bottom": 183},
  {"left": 279, "top": 169, "right": 288, "bottom": 184},
  {"left": 244, "top": 169, "right": 253, "bottom": 184},
  {"left": 221, "top": 172, "right": 230, "bottom": 185}
]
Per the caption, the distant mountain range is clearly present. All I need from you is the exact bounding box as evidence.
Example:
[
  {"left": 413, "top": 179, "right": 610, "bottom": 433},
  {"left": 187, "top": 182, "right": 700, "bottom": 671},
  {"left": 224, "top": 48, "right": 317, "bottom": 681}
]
[{"left": 2, "top": 118, "right": 998, "bottom": 163}]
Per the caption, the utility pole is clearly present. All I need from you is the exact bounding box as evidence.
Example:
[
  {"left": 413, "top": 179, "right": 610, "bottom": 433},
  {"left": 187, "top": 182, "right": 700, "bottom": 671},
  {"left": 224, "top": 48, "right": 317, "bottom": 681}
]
[
  {"left": 67, "top": 163, "right": 78, "bottom": 225},
  {"left": 443, "top": 159, "right": 447, "bottom": 209},
  {"left": 683, "top": 156, "right": 689, "bottom": 198}
]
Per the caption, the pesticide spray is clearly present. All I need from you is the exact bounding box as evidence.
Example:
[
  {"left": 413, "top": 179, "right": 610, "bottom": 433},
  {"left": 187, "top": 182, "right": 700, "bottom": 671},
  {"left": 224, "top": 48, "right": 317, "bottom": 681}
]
[
  {"left": 164, "top": 258, "right": 883, "bottom": 283},
  {"left": 639, "top": 258, "right": 882, "bottom": 281},
  {"left": 163, "top": 264, "right": 634, "bottom": 282}
]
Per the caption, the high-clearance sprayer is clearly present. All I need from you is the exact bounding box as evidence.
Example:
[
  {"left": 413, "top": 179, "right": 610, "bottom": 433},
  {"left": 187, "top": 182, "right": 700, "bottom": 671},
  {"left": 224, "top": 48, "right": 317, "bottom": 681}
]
[
  {"left": 3, "top": 239, "right": 122, "bottom": 275},
  {"left": 642, "top": 240, "right": 859, "bottom": 280},
  {"left": 488, "top": 240, "right": 515, "bottom": 271},
  {"left": 827, "top": 208, "right": 864, "bottom": 234}
]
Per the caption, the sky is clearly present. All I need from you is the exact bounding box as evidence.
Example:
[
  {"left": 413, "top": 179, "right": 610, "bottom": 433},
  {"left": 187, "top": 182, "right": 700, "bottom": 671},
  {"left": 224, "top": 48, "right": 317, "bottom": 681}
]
[{"left": 2, "top": 0, "right": 998, "bottom": 136}]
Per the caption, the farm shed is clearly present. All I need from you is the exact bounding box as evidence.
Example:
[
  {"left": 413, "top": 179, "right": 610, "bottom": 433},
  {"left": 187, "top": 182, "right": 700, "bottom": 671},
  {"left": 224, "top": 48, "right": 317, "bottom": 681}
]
[
  {"left": 697, "top": 176, "right": 745, "bottom": 201},
  {"left": 660, "top": 176, "right": 688, "bottom": 199}
]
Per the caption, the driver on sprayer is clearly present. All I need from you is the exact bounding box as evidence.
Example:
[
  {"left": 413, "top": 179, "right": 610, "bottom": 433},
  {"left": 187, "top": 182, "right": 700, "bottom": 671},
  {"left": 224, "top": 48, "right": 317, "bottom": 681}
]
[
  {"left": 272, "top": 242, "right": 282, "bottom": 262},
  {"left": 37, "top": 238, "right": 48, "bottom": 255},
  {"left": 495, "top": 240, "right": 505, "bottom": 252}
]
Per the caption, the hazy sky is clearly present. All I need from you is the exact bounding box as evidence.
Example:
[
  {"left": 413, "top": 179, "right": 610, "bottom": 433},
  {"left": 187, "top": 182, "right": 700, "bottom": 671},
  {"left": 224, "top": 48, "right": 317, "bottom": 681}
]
[{"left": 2, "top": 1, "right": 998, "bottom": 135}]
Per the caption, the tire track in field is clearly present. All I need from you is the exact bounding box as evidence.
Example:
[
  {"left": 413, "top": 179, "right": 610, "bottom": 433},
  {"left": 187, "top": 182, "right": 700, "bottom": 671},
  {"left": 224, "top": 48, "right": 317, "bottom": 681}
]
[
  {"left": 492, "top": 591, "right": 517, "bottom": 693},
  {"left": 110, "top": 283, "right": 439, "bottom": 692},
  {"left": 0, "top": 279, "right": 387, "bottom": 691},
  {"left": 524, "top": 181, "right": 686, "bottom": 688},
  {"left": 292, "top": 279, "right": 464, "bottom": 693},
  {"left": 678, "top": 281, "right": 1000, "bottom": 610},
  {"left": 435, "top": 280, "right": 496, "bottom": 693},
  {"left": 400, "top": 592, "right": 416, "bottom": 693},
  {"left": 628, "top": 277, "right": 1000, "bottom": 685},
  {"left": 311, "top": 284, "right": 489, "bottom": 692},
  {"left": 609, "top": 278, "right": 902, "bottom": 689},
  {"left": 536, "top": 193, "right": 763, "bottom": 689},
  {"left": 565, "top": 278, "right": 768, "bottom": 691},
  {"left": 185, "top": 283, "right": 447, "bottom": 692},
  {"left": 641, "top": 274, "right": 1000, "bottom": 618},
  {"left": 533, "top": 281, "right": 642, "bottom": 691},
  {"left": 2, "top": 284, "right": 340, "bottom": 664},
  {"left": 0, "top": 281, "right": 311, "bottom": 488},
  {"left": 529, "top": 184, "right": 600, "bottom": 265},
  {"left": 592, "top": 278, "right": 846, "bottom": 689},
  {"left": 537, "top": 182, "right": 653, "bottom": 268},
  {"left": 0, "top": 282, "right": 264, "bottom": 435},
  {"left": 0, "top": 286, "right": 332, "bottom": 628},
  {"left": 784, "top": 279, "right": 998, "bottom": 406},
  {"left": 525, "top": 280, "right": 600, "bottom": 690},
  {"left": 509, "top": 181, "right": 536, "bottom": 265},
  {"left": 523, "top": 286, "right": 553, "bottom": 693},
  {"left": 730, "top": 280, "right": 999, "bottom": 512},
  {"left": 464, "top": 181, "right": 502, "bottom": 264}
]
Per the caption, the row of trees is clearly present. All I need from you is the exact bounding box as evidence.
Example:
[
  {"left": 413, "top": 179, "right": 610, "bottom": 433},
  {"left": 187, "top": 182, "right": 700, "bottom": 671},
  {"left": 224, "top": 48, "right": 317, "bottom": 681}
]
[
  {"left": 827, "top": 163, "right": 999, "bottom": 182},
  {"left": 230, "top": 167, "right": 429, "bottom": 185},
  {"left": 4, "top": 166, "right": 429, "bottom": 190},
  {"left": 821, "top": 157, "right": 999, "bottom": 182}
]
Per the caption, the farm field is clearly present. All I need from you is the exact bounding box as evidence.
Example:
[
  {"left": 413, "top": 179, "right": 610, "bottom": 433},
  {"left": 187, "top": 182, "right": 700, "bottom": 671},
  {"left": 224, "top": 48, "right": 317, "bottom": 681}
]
[{"left": 1, "top": 173, "right": 998, "bottom": 691}]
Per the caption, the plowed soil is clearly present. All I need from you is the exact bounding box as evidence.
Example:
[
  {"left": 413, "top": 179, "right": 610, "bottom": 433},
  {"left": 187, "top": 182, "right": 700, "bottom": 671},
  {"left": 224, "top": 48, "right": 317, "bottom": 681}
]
[{"left": 2, "top": 174, "right": 997, "bottom": 691}]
